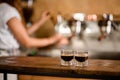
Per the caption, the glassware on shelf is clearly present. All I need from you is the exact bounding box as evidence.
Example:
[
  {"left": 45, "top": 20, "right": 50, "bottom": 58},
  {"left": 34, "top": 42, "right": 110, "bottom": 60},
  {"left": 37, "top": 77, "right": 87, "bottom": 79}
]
[
  {"left": 72, "top": 13, "right": 85, "bottom": 37},
  {"left": 54, "top": 13, "right": 72, "bottom": 38}
]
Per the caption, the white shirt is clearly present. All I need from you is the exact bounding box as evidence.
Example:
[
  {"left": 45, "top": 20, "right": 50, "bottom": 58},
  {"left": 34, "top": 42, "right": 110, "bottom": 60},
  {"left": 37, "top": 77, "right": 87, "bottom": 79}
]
[{"left": 0, "top": 3, "right": 21, "bottom": 49}]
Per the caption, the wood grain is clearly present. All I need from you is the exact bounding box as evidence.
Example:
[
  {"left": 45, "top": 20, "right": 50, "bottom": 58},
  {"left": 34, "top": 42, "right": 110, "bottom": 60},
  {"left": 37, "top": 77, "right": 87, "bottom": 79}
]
[{"left": 0, "top": 56, "right": 119, "bottom": 79}]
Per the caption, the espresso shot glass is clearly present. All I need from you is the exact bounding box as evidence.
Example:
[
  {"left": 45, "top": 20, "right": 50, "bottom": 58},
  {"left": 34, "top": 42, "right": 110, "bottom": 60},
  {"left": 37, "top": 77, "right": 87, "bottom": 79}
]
[
  {"left": 74, "top": 50, "right": 88, "bottom": 67},
  {"left": 60, "top": 49, "right": 74, "bottom": 66}
]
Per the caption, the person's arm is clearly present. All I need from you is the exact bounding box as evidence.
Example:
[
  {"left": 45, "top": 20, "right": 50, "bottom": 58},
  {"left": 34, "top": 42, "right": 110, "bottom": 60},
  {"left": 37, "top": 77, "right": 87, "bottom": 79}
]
[
  {"left": 7, "top": 17, "right": 61, "bottom": 48},
  {"left": 27, "top": 11, "right": 51, "bottom": 35}
]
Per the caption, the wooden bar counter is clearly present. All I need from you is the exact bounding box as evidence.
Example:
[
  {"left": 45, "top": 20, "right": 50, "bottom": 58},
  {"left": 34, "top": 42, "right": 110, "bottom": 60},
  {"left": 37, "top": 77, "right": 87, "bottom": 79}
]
[{"left": 0, "top": 56, "right": 120, "bottom": 79}]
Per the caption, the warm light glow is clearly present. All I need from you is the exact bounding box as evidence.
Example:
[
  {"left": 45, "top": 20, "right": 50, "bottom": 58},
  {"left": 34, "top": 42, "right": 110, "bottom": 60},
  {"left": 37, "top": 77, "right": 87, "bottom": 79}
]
[
  {"left": 28, "top": 0, "right": 33, "bottom": 7},
  {"left": 73, "top": 13, "right": 85, "bottom": 21}
]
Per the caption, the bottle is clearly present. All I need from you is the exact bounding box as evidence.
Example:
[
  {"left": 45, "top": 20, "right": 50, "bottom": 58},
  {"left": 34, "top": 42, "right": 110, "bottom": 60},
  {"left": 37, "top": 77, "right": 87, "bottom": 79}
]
[
  {"left": 106, "top": 20, "right": 112, "bottom": 34},
  {"left": 54, "top": 13, "right": 72, "bottom": 38},
  {"left": 54, "top": 13, "right": 64, "bottom": 33}
]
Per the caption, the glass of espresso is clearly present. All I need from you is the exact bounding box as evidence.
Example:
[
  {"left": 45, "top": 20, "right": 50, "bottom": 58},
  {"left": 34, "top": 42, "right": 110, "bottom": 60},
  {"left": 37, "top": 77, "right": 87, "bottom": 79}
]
[
  {"left": 74, "top": 50, "right": 88, "bottom": 67},
  {"left": 61, "top": 49, "right": 74, "bottom": 66}
]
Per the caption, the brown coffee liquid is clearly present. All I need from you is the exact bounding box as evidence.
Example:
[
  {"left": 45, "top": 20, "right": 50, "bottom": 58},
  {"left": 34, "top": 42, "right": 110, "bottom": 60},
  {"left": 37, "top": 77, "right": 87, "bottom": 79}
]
[
  {"left": 61, "top": 55, "right": 73, "bottom": 61},
  {"left": 75, "top": 56, "right": 88, "bottom": 62}
]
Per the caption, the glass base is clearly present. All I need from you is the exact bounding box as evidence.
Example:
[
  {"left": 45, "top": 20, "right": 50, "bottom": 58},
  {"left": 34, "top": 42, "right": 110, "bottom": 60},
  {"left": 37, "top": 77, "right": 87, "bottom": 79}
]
[
  {"left": 75, "top": 60, "right": 88, "bottom": 67},
  {"left": 61, "top": 60, "right": 74, "bottom": 66}
]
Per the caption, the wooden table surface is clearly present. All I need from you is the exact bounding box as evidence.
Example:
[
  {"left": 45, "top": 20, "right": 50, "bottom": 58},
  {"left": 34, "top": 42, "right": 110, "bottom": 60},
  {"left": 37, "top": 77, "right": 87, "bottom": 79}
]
[{"left": 0, "top": 56, "right": 120, "bottom": 79}]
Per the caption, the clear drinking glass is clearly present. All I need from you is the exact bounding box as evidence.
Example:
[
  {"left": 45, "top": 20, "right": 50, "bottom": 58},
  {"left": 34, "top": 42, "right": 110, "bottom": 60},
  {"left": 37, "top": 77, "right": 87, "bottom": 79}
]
[
  {"left": 60, "top": 49, "right": 74, "bottom": 66},
  {"left": 74, "top": 50, "right": 88, "bottom": 67}
]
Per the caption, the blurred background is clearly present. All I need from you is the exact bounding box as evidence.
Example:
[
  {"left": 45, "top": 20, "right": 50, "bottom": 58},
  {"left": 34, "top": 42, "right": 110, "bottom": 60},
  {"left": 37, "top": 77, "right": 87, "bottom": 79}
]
[{"left": 21, "top": 0, "right": 120, "bottom": 60}]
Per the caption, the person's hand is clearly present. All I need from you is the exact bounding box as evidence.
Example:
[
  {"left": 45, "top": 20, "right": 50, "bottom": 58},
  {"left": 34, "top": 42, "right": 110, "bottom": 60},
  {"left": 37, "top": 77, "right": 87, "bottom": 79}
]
[
  {"left": 52, "top": 34, "right": 69, "bottom": 48},
  {"left": 56, "top": 36, "right": 69, "bottom": 48},
  {"left": 49, "top": 34, "right": 61, "bottom": 44},
  {"left": 40, "top": 10, "right": 51, "bottom": 23},
  {"left": 48, "top": 34, "right": 69, "bottom": 47}
]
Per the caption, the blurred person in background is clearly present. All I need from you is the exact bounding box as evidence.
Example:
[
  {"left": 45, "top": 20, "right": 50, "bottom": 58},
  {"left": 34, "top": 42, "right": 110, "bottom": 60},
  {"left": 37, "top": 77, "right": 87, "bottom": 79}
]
[
  {"left": 0, "top": 0, "right": 68, "bottom": 80},
  {"left": 0, "top": 0, "right": 68, "bottom": 56}
]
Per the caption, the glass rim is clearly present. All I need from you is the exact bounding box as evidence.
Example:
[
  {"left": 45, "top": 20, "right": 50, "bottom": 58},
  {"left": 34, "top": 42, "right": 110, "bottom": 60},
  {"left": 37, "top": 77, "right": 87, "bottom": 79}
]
[
  {"left": 75, "top": 50, "right": 88, "bottom": 53},
  {"left": 61, "top": 49, "right": 74, "bottom": 52}
]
